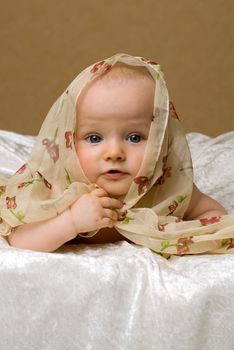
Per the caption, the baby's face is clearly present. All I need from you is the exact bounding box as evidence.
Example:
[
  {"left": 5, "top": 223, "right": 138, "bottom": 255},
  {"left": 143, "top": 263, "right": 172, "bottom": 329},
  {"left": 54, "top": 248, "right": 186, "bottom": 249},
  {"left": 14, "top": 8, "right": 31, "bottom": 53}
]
[{"left": 76, "top": 72, "right": 154, "bottom": 198}]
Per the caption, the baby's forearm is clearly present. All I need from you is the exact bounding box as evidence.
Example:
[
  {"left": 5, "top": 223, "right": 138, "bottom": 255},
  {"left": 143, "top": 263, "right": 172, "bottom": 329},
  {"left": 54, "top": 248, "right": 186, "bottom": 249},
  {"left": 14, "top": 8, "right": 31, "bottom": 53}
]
[
  {"left": 184, "top": 185, "right": 227, "bottom": 220},
  {"left": 7, "top": 209, "right": 77, "bottom": 252},
  {"left": 193, "top": 195, "right": 227, "bottom": 219},
  {"left": 192, "top": 208, "right": 227, "bottom": 220}
]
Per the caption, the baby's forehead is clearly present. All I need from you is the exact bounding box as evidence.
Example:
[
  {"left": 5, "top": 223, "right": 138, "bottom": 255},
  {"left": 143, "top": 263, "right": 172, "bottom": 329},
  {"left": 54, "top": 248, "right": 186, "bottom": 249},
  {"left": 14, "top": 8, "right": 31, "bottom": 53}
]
[{"left": 76, "top": 62, "right": 155, "bottom": 111}]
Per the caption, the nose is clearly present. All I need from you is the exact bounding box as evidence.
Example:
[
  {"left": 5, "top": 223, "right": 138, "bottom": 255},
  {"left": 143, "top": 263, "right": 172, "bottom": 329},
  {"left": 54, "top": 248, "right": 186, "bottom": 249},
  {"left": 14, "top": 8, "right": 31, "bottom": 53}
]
[{"left": 103, "top": 140, "right": 126, "bottom": 161}]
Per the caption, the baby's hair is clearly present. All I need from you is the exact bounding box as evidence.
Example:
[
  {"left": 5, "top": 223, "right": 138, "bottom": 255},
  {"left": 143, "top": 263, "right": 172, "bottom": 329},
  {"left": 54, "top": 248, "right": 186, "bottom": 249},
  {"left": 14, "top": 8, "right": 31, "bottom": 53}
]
[{"left": 96, "top": 62, "right": 154, "bottom": 87}]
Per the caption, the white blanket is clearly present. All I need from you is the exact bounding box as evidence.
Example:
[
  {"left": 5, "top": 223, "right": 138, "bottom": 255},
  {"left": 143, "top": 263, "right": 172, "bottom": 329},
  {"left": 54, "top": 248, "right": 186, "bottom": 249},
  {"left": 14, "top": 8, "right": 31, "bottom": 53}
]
[{"left": 0, "top": 130, "right": 234, "bottom": 350}]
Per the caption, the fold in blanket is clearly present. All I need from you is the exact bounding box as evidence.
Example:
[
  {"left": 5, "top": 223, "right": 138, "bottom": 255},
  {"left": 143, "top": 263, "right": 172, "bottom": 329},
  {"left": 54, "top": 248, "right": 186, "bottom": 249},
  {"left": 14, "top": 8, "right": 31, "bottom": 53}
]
[{"left": 0, "top": 53, "right": 234, "bottom": 255}]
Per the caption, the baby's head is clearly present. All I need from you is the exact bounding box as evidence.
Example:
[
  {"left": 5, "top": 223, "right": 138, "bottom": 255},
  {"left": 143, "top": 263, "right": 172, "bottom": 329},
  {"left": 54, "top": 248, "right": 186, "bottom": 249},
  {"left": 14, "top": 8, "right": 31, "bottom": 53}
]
[{"left": 75, "top": 63, "right": 155, "bottom": 198}]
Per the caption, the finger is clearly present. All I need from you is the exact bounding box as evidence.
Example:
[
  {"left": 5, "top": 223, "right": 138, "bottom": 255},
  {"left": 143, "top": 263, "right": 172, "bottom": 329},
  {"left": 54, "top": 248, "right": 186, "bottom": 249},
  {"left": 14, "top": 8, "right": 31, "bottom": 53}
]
[
  {"left": 91, "top": 188, "right": 108, "bottom": 197},
  {"left": 100, "top": 217, "right": 115, "bottom": 228},
  {"left": 100, "top": 197, "right": 123, "bottom": 209},
  {"left": 103, "top": 209, "right": 118, "bottom": 221}
]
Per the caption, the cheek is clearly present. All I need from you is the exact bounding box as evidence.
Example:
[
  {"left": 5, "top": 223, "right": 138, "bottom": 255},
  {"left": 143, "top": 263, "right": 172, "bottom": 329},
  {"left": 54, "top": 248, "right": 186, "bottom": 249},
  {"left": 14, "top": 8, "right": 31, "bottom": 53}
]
[
  {"left": 77, "top": 147, "right": 90, "bottom": 173},
  {"left": 136, "top": 153, "right": 145, "bottom": 169},
  {"left": 76, "top": 145, "right": 97, "bottom": 180},
  {"left": 130, "top": 147, "right": 145, "bottom": 173}
]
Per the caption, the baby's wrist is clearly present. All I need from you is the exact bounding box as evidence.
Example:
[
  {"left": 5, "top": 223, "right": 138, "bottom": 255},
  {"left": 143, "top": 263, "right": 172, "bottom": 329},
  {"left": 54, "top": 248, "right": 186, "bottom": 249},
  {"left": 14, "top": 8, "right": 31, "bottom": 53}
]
[
  {"left": 68, "top": 206, "right": 99, "bottom": 238},
  {"left": 62, "top": 208, "right": 79, "bottom": 240}
]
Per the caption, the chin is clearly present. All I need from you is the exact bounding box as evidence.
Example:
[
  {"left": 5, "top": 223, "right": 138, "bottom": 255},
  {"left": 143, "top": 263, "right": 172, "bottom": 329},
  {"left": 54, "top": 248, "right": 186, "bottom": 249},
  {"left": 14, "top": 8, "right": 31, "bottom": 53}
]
[
  {"left": 107, "top": 191, "right": 127, "bottom": 199},
  {"left": 102, "top": 185, "right": 129, "bottom": 198}
]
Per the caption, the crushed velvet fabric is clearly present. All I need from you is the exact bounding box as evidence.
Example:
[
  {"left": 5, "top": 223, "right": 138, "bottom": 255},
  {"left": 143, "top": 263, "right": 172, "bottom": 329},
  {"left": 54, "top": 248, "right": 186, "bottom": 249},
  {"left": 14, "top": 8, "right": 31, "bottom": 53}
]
[
  {"left": 0, "top": 130, "right": 234, "bottom": 349},
  {"left": 0, "top": 242, "right": 234, "bottom": 350}
]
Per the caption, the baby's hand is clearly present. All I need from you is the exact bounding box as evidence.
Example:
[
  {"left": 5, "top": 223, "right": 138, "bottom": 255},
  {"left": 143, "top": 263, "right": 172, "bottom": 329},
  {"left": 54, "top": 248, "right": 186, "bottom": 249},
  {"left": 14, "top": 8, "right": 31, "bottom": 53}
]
[{"left": 70, "top": 188, "right": 123, "bottom": 234}]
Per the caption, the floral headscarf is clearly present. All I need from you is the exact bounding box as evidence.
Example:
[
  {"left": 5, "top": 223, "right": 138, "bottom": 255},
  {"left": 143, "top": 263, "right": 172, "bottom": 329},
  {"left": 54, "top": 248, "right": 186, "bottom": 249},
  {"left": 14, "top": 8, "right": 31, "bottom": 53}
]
[{"left": 1, "top": 53, "right": 234, "bottom": 255}]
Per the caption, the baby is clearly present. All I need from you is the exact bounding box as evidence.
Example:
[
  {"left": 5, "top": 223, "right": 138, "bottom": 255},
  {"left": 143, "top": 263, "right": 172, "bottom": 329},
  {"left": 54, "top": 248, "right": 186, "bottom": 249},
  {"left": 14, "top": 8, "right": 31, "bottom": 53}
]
[{"left": 1, "top": 54, "right": 229, "bottom": 254}]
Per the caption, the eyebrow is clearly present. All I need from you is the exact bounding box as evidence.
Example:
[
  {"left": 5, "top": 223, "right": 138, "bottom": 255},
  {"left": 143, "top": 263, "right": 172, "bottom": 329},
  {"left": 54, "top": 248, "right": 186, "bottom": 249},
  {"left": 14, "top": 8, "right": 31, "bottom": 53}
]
[
  {"left": 77, "top": 119, "right": 151, "bottom": 132},
  {"left": 78, "top": 112, "right": 152, "bottom": 123}
]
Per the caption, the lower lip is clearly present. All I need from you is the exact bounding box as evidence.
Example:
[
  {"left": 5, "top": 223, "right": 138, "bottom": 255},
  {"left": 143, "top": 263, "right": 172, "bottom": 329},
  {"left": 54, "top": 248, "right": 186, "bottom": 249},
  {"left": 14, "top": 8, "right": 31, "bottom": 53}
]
[{"left": 102, "top": 172, "right": 128, "bottom": 180}]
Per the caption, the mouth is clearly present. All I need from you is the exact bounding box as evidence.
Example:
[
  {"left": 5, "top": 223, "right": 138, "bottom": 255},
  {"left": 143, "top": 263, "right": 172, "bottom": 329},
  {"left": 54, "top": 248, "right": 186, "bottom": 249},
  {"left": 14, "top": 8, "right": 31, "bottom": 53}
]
[
  {"left": 107, "top": 169, "right": 122, "bottom": 173},
  {"left": 102, "top": 169, "right": 128, "bottom": 180}
]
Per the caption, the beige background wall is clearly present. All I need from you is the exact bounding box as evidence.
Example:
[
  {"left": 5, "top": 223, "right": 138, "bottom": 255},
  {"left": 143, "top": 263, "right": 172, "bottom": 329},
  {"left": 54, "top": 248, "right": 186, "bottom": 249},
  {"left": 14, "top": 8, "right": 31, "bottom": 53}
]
[{"left": 0, "top": 0, "right": 233, "bottom": 136}]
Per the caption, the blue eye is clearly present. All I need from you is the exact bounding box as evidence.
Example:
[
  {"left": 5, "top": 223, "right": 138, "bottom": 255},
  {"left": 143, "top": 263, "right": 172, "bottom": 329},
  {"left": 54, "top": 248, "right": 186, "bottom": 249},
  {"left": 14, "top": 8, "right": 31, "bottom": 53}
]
[
  {"left": 128, "top": 134, "right": 142, "bottom": 143},
  {"left": 87, "top": 135, "right": 102, "bottom": 143}
]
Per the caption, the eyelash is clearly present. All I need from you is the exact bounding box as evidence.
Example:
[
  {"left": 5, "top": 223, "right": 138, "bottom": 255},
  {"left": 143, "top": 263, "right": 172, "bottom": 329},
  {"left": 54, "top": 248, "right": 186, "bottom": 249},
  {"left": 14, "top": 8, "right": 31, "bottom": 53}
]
[
  {"left": 85, "top": 133, "right": 145, "bottom": 144},
  {"left": 86, "top": 135, "right": 102, "bottom": 143},
  {"left": 127, "top": 134, "right": 143, "bottom": 143}
]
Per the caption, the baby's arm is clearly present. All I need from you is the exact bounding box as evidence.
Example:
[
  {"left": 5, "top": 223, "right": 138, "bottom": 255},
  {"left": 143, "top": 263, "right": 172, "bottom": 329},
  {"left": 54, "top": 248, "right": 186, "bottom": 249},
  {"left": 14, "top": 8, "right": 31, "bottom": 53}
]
[
  {"left": 184, "top": 184, "right": 227, "bottom": 220},
  {"left": 7, "top": 188, "right": 123, "bottom": 252},
  {"left": 7, "top": 209, "right": 77, "bottom": 252}
]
